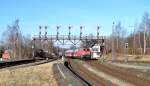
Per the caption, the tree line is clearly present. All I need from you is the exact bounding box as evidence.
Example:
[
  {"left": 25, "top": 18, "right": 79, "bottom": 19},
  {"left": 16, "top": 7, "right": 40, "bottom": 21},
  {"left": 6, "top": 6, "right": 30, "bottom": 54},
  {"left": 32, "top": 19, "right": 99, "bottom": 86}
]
[
  {"left": 80, "top": 12, "right": 150, "bottom": 55},
  {"left": 0, "top": 20, "right": 58, "bottom": 59},
  {"left": 0, "top": 20, "right": 33, "bottom": 59},
  {"left": 107, "top": 12, "right": 150, "bottom": 55}
]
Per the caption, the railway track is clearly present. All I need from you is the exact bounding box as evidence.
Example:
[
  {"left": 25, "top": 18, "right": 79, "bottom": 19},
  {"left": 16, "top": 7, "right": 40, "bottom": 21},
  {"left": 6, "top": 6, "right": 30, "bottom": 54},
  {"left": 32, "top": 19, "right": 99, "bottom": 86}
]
[
  {"left": 64, "top": 61, "right": 92, "bottom": 86},
  {"left": 87, "top": 60, "right": 150, "bottom": 86},
  {"left": 0, "top": 58, "right": 57, "bottom": 69},
  {"left": 68, "top": 59, "right": 117, "bottom": 86},
  {"left": 68, "top": 59, "right": 150, "bottom": 86}
]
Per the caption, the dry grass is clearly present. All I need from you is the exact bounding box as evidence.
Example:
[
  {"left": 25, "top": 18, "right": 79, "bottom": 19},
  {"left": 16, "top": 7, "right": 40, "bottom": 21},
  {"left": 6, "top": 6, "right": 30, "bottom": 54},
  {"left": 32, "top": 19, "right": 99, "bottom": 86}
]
[{"left": 0, "top": 60, "right": 59, "bottom": 86}]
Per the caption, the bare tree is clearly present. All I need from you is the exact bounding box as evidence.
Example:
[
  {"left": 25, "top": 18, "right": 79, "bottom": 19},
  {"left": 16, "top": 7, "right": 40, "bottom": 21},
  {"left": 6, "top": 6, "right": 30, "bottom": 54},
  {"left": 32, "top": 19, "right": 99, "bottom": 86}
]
[
  {"left": 114, "top": 21, "right": 126, "bottom": 54},
  {"left": 138, "top": 12, "right": 150, "bottom": 54},
  {"left": 22, "top": 35, "right": 33, "bottom": 58},
  {"left": 2, "top": 20, "right": 23, "bottom": 59}
]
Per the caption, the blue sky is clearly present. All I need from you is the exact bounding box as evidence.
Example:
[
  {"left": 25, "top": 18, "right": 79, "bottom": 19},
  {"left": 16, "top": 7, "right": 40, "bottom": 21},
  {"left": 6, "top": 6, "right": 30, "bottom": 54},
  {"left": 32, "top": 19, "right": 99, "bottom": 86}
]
[{"left": 0, "top": 0, "right": 150, "bottom": 39}]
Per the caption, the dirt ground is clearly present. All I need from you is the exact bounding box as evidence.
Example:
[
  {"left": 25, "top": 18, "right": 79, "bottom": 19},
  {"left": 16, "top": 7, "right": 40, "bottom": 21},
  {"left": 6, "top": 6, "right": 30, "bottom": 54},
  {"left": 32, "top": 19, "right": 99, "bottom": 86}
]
[
  {"left": 105, "top": 54, "right": 150, "bottom": 62},
  {"left": 0, "top": 60, "right": 60, "bottom": 86}
]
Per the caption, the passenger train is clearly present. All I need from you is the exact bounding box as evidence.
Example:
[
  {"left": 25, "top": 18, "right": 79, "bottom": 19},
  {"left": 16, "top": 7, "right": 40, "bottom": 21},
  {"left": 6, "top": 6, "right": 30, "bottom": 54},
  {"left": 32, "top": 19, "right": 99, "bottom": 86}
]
[{"left": 65, "top": 44, "right": 104, "bottom": 59}]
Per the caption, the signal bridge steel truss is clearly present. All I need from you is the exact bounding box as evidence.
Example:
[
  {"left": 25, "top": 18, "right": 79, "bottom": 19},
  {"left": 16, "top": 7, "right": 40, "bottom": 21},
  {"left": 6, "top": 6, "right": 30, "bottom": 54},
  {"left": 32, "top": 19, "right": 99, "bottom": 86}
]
[{"left": 32, "top": 26, "right": 105, "bottom": 46}]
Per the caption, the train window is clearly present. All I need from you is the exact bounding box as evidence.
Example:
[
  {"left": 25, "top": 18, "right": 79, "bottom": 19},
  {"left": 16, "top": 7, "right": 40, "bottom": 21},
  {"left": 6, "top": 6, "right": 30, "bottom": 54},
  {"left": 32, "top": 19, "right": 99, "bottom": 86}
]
[
  {"left": 87, "top": 49, "right": 90, "bottom": 51},
  {"left": 92, "top": 48, "right": 98, "bottom": 51}
]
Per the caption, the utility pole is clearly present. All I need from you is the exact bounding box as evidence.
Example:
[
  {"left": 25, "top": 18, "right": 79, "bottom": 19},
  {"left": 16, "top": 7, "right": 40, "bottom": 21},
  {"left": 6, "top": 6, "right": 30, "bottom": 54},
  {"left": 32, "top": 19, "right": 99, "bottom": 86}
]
[
  {"left": 112, "top": 22, "right": 115, "bottom": 61},
  {"left": 144, "top": 23, "right": 146, "bottom": 55},
  {"left": 13, "top": 37, "right": 16, "bottom": 58},
  {"left": 129, "top": 25, "right": 136, "bottom": 55},
  {"left": 133, "top": 26, "right": 136, "bottom": 55},
  {"left": 138, "top": 31, "right": 142, "bottom": 55},
  {"left": 32, "top": 38, "right": 35, "bottom": 58},
  {"left": 18, "top": 29, "right": 22, "bottom": 58}
]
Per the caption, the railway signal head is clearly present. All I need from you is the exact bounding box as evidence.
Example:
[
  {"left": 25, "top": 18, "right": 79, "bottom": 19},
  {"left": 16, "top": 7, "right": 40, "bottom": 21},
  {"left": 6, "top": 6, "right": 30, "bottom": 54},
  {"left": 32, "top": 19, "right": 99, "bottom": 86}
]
[
  {"left": 97, "top": 26, "right": 100, "bottom": 30},
  {"left": 69, "top": 26, "right": 71, "bottom": 29},
  {"left": 45, "top": 26, "right": 48, "bottom": 29},
  {"left": 80, "top": 26, "right": 83, "bottom": 30},
  {"left": 125, "top": 43, "right": 128, "bottom": 48},
  {"left": 39, "top": 26, "right": 42, "bottom": 29},
  {"left": 56, "top": 26, "right": 60, "bottom": 29},
  {"left": 102, "top": 39, "right": 104, "bottom": 43}
]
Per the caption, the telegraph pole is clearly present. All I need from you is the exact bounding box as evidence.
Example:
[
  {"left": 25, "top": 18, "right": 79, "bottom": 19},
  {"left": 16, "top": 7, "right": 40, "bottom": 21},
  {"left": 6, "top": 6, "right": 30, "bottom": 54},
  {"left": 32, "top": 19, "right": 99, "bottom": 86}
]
[
  {"left": 112, "top": 22, "right": 115, "bottom": 61},
  {"left": 32, "top": 38, "right": 36, "bottom": 58},
  {"left": 132, "top": 25, "right": 136, "bottom": 55},
  {"left": 144, "top": 23, "right": 146, "bottom": 55},
  {"left": 138, "top": 31, "right": 142, "bottom": 55},
  {"left": 129, "top": 25, "right": 135, "bottom": 55}
]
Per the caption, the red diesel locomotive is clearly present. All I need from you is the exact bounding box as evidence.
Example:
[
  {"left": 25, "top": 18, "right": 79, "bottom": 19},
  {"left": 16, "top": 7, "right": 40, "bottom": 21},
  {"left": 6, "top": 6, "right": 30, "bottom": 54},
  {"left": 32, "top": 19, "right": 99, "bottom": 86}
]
[{"left": 65, "top": 48, "right": 91, "bottom": 59}]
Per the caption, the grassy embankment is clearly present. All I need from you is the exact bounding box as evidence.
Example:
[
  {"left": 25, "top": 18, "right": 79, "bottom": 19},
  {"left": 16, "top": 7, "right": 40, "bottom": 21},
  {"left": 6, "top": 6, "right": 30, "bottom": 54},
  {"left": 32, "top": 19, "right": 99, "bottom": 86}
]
[{"left": 0, "top": 61, "right": 59, "bottom": 86}]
